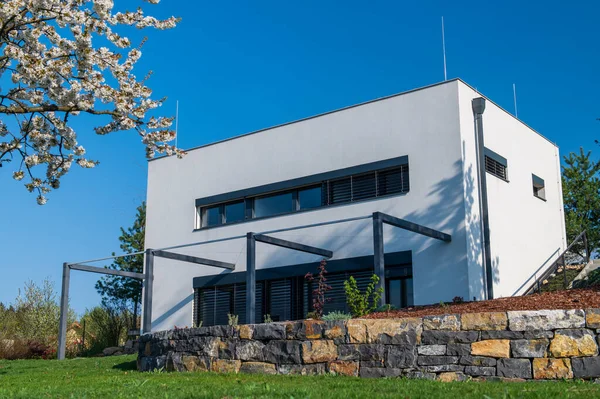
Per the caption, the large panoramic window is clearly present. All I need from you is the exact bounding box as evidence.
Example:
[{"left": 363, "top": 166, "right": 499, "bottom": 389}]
[{"left": 197, "top": 161, "right": 410, "bottom": 229}]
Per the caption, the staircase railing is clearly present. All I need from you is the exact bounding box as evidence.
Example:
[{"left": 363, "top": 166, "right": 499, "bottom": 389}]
[{"left": 523, "top": 230, "right": 590, "bottom": 295}]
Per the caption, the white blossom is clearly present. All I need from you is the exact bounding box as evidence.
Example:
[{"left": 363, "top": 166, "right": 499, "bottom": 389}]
[
  {"left": 13, "top": 171, "right": 25, "bottom": 181},
  {"left": 0, "top": 0, "right": 183, "bottom": 204}
]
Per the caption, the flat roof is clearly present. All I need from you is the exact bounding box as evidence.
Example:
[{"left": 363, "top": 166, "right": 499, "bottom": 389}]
[{"left": 150, "top": 78, "right": 556, "bottom": 163}]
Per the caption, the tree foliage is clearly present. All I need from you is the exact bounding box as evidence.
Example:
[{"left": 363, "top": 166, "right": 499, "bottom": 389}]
[
  {"left": 562, "top": 148, "right": 600, "bottom": 258},
  {"left": 95, "top": 201, "right": 145, "bottom": 329},
  {"left": 0, "top": 0, "right": 182, "bottom": 204},
  {"left": 13, "top": 278, "right": 76, "bottom": 343},
  {"left": 80, "top": 305, "right": 129, "bottom": 349}
]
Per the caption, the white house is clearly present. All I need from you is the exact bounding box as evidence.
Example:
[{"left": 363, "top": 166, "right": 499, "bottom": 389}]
[{"left": 144, "top": 78, "right": 566, "bottom": 331}]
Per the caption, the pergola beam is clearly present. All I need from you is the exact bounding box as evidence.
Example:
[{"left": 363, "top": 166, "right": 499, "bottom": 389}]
[
  {"left": 376, "top": 212, "right": 452, "bottom": 242},
  {"left": 69, "top": 264, "right": 146, "bottom": 280},
  {"left": 246, "top": 233, "right": 334, "bottom": 324},
  {"left": 372, "top": 212, "right": 452, "bottom": 307},
  {"left": 254, "top": 234, "right": 333, "bottom": 258},
  {"left": 152, "top": 250, "right": 235, "bottom": 270}
]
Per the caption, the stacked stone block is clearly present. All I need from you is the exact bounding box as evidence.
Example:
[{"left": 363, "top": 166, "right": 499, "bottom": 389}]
[{"left": 138, "top": 309, "right": 600, "bottom": 381}]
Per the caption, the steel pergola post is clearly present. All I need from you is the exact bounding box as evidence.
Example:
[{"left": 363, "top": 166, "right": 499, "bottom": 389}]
[
  {"left": 373, "top": 212, "right": 386, "bottom": 307},
  {"left": 246, "top": 233, "right": 256, "bottom": 324},
  {"left": 57, "top": 262, "right": 70, "bottom": 360},
  {"left": 142, "top": 249, "right": 154, "bottom": 334}
]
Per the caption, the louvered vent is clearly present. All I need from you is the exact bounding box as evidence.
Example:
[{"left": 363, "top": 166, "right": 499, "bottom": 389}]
[{"left": 485, "top": 156, "right": 507, "bottom": 180}]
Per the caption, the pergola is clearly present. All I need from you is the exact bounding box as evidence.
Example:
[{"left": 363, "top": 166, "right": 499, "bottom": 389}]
[{"left": 57, "top": 211, "right": 450, "bottom": 359}]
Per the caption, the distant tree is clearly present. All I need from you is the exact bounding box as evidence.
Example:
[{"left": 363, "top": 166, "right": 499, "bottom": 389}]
[
  {"left": 13, "top": 278, "right": 75, "bottom": 344},
  {"left": 562, "top": 148, "right": 600, "bottom": 258},
  {"left": 0, "top": 1, "right": 182, "bottom": 204},
  {"left": 95, "top": 202, "right": 145, "bottom": 330}
]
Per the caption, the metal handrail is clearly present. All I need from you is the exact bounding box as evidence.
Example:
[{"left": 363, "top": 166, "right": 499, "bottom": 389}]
[{"left": 523, "top": 230, "right": 589, "bottom": 295}]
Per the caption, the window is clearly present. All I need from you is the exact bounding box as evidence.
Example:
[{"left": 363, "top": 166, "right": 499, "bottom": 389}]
[
  {"left": 298, "top": 186, "right": 323, "bottom": 210},
  {"left": 194, "top": 264, "right": 413, "bottom": 326},
  {"left": 352, "top": 172, "right": 377, "bottom": 201},
  {"left": 532, "top": 174, "right": 546, "bottom": 200},
  {"left": 255, "top": 192, "right": 294, "bottom": 218},
  {"left": 202, "top": 205, "right": 222, "bottom": 227},
  {"left": 377, "top": 166, "right": 409, "bottom": 196},
  {"left": 328, "top": 177, "right": 352, "bottom": 204},
  {"left": 484, "top": 148, "right": 508, "bottom": 181},
  {"left": 387, "top": 278, "right": 414, "bottom": 308},
  {"left": 224, "top": 201, "right": 245, "bottom": 223},
  {"left": 197, "top": 160, "right": 410, "bottom": 229}
]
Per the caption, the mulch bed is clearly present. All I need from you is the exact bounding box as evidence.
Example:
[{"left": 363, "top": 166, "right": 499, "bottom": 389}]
[{"left": 365, "top": 288, "right": 600, "bottom": 319}]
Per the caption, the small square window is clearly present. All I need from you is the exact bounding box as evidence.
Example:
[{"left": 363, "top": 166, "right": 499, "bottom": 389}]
[{"left": 532, "top": 174, "right": 546, "bottom": 200}]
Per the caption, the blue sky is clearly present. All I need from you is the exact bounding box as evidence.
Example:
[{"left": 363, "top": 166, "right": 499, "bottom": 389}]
[{"left": 1, "top": 0, "right": 599, "bottom": 315}]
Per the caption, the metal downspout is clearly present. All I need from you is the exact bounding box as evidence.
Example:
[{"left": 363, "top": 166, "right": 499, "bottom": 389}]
[{"left": 472, "top": 97, "right": 494, "bottom": 300}]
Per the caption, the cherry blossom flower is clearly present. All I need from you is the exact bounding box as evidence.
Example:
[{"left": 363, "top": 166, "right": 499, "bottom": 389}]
[{"left": 0, "top": 0, "right": 182, "bottom": 204}]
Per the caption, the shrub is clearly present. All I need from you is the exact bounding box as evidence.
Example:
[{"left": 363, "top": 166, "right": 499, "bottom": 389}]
[
  {"left": 573, "top": 268, "right": 600, "bottom": 288},
  {"left": 344, "top": 274, "right": 383, "bottom": 317},
  {"left": 322, "top": 311, "right": 352, "bottom": 321},
  {"left": 304, "top": 259, "right": 332, "bottom": 319},
  {"left": 79, "top": 305, "right": 130, "bottom": 356},
  {"left": 228, "top": 314, "right": 239, "bottom": 327},
  {"left": 452, "top": 296, "right": 464, "bottom": 304},
  {"left": 0, "top": 339, "right": 54, "bottom": 360},
  {"left": 263, "top": 314, "right": 273, "bottom": 324},
  {"left": 375, "top": 304, "right": 398, "bottom": 313}
]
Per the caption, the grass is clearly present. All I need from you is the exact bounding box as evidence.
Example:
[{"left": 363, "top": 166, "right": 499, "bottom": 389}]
[{"left": 1, "top": 355, "right": 600, "bottom": 398}]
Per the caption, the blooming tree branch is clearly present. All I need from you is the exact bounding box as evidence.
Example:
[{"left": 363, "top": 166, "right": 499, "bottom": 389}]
[{"left": 0, "top": 0, "right": 182, "bottom": 204}]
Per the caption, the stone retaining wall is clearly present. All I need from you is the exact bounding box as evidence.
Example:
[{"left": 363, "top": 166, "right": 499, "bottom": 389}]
[{"left": 138, "top": 309, "right": 600, "bottom": 381}]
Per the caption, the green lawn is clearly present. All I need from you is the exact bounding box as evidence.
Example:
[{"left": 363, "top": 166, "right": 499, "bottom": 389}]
[{"left": 1, "top": 355, "right": 599, "bottom": 398}]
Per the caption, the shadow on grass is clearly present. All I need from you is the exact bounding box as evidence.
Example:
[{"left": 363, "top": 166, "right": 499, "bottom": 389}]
[{"left": 112, "top": 360, "right": 137, "bottom": 371}]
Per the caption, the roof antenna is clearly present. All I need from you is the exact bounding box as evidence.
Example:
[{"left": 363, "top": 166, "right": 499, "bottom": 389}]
[
  {"left": 441, "top": 16, "right": 448, "bottom": 81},
  {"left": 512, "top": 84, "right": 518, "bottom": 118},
  {"left": 175, "top": 100, "right": 179, "bottom": 148}
]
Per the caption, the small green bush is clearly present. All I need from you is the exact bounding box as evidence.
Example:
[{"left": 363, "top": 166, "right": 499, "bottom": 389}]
[
  {"left": 263, "top": 314, "right": 273, "bottom": 323},
  {"left": 573, "top": 268, "right": 600, "bottom": 288},
  {"left": 375, "top": 304, "right": 398, "bottom": 313},
  {"left": 343, "top": 274, "right": 383, "bottom": 317},
  {"left": 322, "top": 311, "right": 352, "bottom": 321},
  {"left": 227, "top": 314, "right": 238, "bottom": 327}
]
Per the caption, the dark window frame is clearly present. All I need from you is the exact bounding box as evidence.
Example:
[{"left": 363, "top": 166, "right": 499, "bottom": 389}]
[
  {"left": 196, "top": 162, "right": 410, "bottom": 230},
  {"left": 532, "top": 174, "right": 546, "bottom": 201},
  {"left": 194, "top": 264, "right": 413, "bottom": 326}
]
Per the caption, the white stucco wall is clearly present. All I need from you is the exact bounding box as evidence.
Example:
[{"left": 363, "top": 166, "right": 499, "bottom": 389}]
[
  {"left": 457, "top": 84, "right": 567, "bottom": 298},
  {"left": 145, "top": 80, "right": 473, "bottom": 331},
  {"left": 144, "top": 79, "right": 566, "bottom": 332}
]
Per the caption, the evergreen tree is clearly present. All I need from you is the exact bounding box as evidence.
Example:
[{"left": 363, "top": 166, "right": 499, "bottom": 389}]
[
  {"left": 95, "top": 202, "right": 145, "bottom": 330},
  {"left": 562, "top": 148, "right": 600, "bottom": 258}
]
